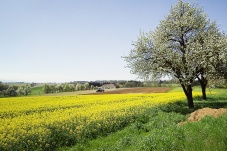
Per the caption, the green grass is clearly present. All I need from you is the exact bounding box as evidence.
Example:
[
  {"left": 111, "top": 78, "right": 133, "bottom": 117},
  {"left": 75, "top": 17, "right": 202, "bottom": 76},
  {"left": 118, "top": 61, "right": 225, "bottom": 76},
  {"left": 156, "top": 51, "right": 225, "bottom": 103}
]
[
  {"left": 168, "top": 86, "right": 203, "bottom": 92},
  {"left": 58, "top": 87, "right": 227, "bottom": 151},
  {"left": 31, "top": 86, "right": 44, "bottom": 95}
]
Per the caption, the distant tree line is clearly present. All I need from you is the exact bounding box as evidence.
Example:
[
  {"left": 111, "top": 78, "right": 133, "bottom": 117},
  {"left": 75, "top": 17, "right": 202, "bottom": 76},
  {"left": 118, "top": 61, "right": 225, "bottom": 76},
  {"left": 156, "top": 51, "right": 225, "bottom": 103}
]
[
  {"left": 78, "top": 78, "right": 227, "bottom": 89},
  {"left": 70, "top": 80, "right": 144, "bottom": 88},
  {"left": 119, "top": 81, "right": 143, "bottom": 88},
  {"left": 0, "top": 82, "right": 31, "bottom": 97},
  {"left": 88, "top": 80, "right": 144, "bottom": 88},
  {"left": 89, "top": 80, "right": 144, "bottom": 88},
  {"left": 43, "top": 81, "right": 148, "bottom": 94},
  {"left": 43, "top": 82, "right": 93, "bottom": 94}
]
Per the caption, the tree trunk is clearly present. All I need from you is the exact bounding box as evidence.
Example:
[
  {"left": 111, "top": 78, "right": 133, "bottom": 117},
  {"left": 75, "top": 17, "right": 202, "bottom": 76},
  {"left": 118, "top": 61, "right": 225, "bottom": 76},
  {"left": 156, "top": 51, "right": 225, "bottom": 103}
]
[
  {"left": 181, "top": 84, "right": 194, "bottom": 108},
  {"left": 186, "top": 85, "right": 194, "bottom": 108},
  {"left": 197, "top": 75, "right": 207, "bottom": 100},
  {"left": 201, "top": 83, "right": 207, "bottom": 100}
]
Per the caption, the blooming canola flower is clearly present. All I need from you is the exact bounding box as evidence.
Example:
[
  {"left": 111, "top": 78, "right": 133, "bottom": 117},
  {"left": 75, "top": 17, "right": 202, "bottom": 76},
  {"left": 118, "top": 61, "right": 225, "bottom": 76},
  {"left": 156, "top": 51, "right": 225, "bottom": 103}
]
[{"left": 0, "top": 92, "right": 199, "bottom": 150}]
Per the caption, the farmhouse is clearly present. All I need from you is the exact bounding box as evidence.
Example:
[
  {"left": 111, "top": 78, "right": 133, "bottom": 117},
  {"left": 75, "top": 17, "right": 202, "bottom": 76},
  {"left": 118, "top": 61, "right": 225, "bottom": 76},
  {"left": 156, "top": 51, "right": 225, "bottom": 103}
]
[{"left": 101, "top": 84, "right": 116, "bottom": 89}]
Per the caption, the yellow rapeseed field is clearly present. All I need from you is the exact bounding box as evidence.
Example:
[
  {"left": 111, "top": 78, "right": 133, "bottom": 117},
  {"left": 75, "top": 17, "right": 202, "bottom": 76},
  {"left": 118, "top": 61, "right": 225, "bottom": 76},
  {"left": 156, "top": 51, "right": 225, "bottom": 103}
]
[{"left": 0, "top": 92, "right": 196, "bottom": 150}]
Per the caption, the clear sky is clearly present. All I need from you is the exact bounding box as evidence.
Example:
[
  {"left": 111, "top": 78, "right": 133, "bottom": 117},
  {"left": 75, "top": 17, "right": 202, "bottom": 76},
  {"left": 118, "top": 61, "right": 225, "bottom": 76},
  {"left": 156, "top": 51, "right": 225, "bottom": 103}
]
[{"left": 0, "top": 0, "right": 227, "bottom": 83}]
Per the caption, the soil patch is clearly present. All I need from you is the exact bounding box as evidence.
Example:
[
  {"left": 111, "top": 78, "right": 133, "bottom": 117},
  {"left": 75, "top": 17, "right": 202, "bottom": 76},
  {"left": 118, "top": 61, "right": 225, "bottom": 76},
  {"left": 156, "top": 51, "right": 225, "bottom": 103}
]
[
  {"left": 90, "top": 87, "right": 171, "bottom": 95},
  {"left": 178, "top": 107, "right": 227, "bottom": 125}
]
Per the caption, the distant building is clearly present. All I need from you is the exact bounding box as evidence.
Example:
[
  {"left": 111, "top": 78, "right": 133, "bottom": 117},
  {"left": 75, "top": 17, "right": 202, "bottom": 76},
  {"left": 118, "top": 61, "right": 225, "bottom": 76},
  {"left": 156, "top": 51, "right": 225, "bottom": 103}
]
[{"left": 101, "top": 84, "right": 116, "bottom": 89}]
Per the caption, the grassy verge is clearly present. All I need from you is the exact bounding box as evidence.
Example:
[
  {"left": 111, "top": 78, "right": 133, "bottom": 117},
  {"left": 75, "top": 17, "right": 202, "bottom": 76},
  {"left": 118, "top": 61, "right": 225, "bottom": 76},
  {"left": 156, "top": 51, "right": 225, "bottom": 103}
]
[
  {"left": 59, "top": 88, "right": 227, "bottom": 151},
  {"left": 60, "top": 110, "right": 227, "bottom": 151}
]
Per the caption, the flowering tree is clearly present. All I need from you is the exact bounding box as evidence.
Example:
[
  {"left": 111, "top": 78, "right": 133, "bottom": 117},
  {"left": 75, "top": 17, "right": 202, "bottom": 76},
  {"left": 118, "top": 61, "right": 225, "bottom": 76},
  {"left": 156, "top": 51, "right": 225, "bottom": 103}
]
[
  {"left": 84, "top": 82, "right": 90, "bottom": 90},
  {"left": 124, "top": 0, "right": 227, "bottom": 108}
]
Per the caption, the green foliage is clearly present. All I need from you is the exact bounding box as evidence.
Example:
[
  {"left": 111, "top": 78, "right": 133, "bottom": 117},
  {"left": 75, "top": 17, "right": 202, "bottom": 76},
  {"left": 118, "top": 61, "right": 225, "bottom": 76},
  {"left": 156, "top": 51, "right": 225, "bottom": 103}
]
[
  {"left": 63, "top": 84, "right": 71, "bottom": 92},
  {"left": 57, "top": 84, "right": 64, "bottom": 92},
  {"left": 76, "top": 83, "right": 82, "bottom": 91},
  {"left": 43, "top": 84, "right": 52, "bottom": 94},
  {"left": 42, "top": 83, "right": 88, "bottom": 94},
  {"left": 80, "top": 84, "right": 85, "bottom": 91},
  {"left": 6, "top": 85, "right": 18, "bottom": 96},
  {"left": 24, "top": 85, "right": 31, "bottom": 95},
  {"left": 0, "top": 82, "right": 9, "bottom": 92},
  {"left": 69, "top": 84, "right": 75, "bottom": 91},
  {"left": 16, "top": 86, "right": 24, "bottom": 95},
  {"left": 49, "top": 84, "right": 57, "bottom": 93},
  {"left": 143, "top": 80, "right": 180, "bottom": 87},
  {"left": 124, "top": 81, "right": 143, "bottom": 88},
  {"left": 90, "top": 85, "right": 95, "bottom": 90},
  {"left": 84, "top": 82, "right": 90, "bottom": 90},
  {"left": 0, "top": 83, "right": 32, "bottom": 97}
]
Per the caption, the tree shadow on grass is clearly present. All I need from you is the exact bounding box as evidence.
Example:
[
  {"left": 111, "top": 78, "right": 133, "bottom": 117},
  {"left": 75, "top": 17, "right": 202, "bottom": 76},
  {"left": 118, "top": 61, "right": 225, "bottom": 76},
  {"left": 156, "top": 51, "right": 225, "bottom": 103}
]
[
  {"left": 158, "top": 96, "right": 227, "bottom": 116},
  {"left": 194, "top": 95, "right": 227, "bottom": 109},
  {"left": 157, "top": 101, "right": 194, "bottom": 115}
]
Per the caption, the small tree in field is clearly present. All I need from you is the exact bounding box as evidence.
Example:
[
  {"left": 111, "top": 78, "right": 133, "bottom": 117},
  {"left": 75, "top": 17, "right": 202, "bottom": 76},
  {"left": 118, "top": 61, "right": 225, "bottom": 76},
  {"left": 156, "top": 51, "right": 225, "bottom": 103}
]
[
  {"left": 63, "top": 84, "right": 70, "bottom": 92},
  {"left": 43, "top": 84, "right": 51, "bottom": 94},
  {"left": 69, "top": 84, "right": 75, "bottom": 91},
  {"left": 124, "top": 0, "right": 227, "bottom": 108},
  {"left": 90, "top": 85, "right": 95, "bottom": 90},
  {"left": 7, "top": 86, "right": 17, "bottom": 96},
  {"left": 84, "top": 82, "right": 90, "bottom": 90},
  {"left": 16, "top": 86, "right": 24, "bottom": 96},
  {"left": 57, "top": 84, "right": 64, "bottom": 92},
  {"left": 24, "top": 85, "right": 31, "bottom": 95},
  {"left": 76, "top": 83, "right": 82, "bottom": 91}
]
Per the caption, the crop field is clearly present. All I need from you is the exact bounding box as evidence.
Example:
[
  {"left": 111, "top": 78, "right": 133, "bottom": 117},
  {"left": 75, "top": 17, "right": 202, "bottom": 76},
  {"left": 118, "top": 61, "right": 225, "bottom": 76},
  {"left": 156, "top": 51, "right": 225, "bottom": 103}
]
[
  {"left": 0, "top": 91, "right": 196, "bottom": 151},
  {"left": 30, "top": 87, "right": 173, "bottom": 96},
  {"left": 90, "top": 87, "right": 172, "bottom": 95}
]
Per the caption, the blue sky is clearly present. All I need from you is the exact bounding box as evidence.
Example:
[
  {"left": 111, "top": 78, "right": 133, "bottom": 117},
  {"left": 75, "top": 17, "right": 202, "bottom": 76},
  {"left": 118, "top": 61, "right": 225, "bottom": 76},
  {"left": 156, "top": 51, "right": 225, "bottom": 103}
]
[{"left": 0, "top": 0, "right": 227, "bottom": 83}]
